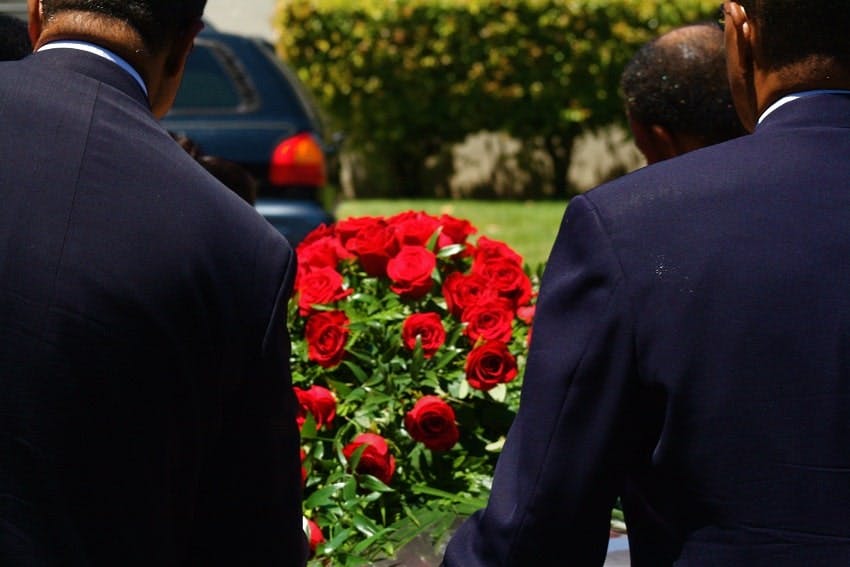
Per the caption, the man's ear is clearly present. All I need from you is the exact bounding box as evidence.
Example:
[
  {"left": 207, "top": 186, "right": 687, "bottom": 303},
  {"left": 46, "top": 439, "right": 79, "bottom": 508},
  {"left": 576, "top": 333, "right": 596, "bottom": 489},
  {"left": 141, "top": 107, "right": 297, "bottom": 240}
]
[
  {"left": 27, "top": 0, "right": 42, "bottom": 48},
  {"left": 629, "top": 115, "right": 678, "bottom": 165},
  {"left": 726, "top": 1, "right": 758, "bottom": 131},
  {"left": 164, "top": 18, "right": 204, "bottom": 76}
]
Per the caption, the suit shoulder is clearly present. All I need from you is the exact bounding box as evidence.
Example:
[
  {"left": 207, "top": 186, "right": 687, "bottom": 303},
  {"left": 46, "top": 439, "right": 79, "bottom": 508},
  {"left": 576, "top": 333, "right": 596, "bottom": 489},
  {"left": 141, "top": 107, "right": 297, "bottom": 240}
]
[{"left": 581, "top": 136, "right": 751, "bottom": 226}]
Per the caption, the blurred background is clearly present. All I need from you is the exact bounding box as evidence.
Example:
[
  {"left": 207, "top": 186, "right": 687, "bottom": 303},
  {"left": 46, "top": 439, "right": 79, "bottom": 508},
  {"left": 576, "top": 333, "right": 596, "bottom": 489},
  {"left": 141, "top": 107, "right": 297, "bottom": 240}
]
[{"left": 2, "top": 0, "right": 716, "bottom": 261}]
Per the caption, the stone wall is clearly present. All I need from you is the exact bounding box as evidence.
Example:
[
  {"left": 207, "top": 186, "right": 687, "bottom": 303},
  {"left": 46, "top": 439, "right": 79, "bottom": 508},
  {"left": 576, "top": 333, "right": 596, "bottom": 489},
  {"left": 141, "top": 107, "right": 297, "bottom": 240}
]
[{"left": 203, "top": 0, "right": 277, "bottom": 40}]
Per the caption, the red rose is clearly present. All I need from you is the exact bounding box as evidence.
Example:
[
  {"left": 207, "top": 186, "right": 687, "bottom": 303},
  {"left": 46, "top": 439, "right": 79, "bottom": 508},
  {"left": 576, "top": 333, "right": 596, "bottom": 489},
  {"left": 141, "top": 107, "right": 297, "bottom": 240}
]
[
  {"left": 517, "top": 304, "right": 536, "bottom": 325},
  {"left": 442, "top": 271, "right": 496, "bottom": 319},
  {"left": 473, "top": 257, "right": 533, "bottom": 308},
  {"left": 297, "top": 234, "right": 351, "bottom": 271},
  {"left": 404, "top": 396, "right": 459, "bottom": 451},
  {"left": 305, "top": 311, "right": 349, "bottom": 368},
  {"left": 391, "top": 211, "right": 441, "bottom": 247},
  {"left": 345, "top": 219, "right": 399, "bottom": 277},
  {"left": 334, "top": 215, "right": 383, "bottom": 246},
  {"left": 465, "top": 341, "right": 518, "bottom": 391},
  {"left": 298, "top": 223, "right": 335, "bottom": 248},
  {"left": 300, "top": 448, "right": 308, "bottom": 484},
  {"left": 296, "top": 266, "right": 352, "bottom": 316},
  {"left": 386, "top": 245, "right": 436, "bottom": 299},
  {"left": 305, "top": 518, "right": 324, "bottom": 554},
  {"left": 402, "top": 312, "right": 446, "bottom": 358},
  {"left": 294, "top": 385, "right": 337, "bottom": 429},
  {"left": 342, "top": 432, "right": 396, "bottom": 485},
  {"left": 436, "top": 214, "right": 476, "bottom": 248},
  {"left": 462, "top": 298, "right": 516, "bottom": 344},
  {"left": 473, "top": 236, "right": 524, "bottom": 266}
]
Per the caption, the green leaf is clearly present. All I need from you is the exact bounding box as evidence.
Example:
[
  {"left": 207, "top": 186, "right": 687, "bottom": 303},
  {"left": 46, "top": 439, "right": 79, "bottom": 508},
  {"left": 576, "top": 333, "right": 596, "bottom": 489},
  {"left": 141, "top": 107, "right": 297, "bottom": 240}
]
[
  {"left": 351, "top": 527, "right": 394, "bottom": 555},
  {"left": 408, "top": 443, "right": 424, "bottom": 474},
  {"left": 352, "top": 513, "right": 380, "bottom": 537},
  {"left": 327, "top": 378, "right": 353, "bottom": 398},
  {"left": 456, "top": 378, "right": 470, "bottom": 399},
  {"left": 411, "top": 484, "right": 465, "bottom": 501},
  {"left": 322, "top": 527, "right": 356, "bottom": 554},
  {"left": 358, "top": 473, "right": 395, "bottom": 493},
  {"left": 433, "top": 348, "right": 462, "bottom": 371},
  {"left": 304, "top": 483, "right": 341, "bottom": 509},
  {"left": 409, "top": 341, "right": 424, "bottom": 381},
  {"left": 299, "top": 413, "right": 318, "bottom": 440},
  {"left": 487, "top": 383, "right": 507, "bottom": 402},
  {"left": 310, "top": 440, "right": 325, "bottom": 461},
  {"left": 343, "top": 360, "right": 370, "bottom": 383},
  {"left": 343, "top": 476, "right": 358, "bottom": 502},
  {"left": 436, "top": 243, "right": 465, "bottom": 258}
]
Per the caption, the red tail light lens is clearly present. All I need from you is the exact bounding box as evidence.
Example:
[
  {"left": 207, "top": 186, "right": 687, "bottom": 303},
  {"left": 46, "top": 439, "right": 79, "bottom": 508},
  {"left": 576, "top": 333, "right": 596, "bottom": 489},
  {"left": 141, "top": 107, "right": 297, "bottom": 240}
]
[{"left": 269, "top": 132, "right": 327, "bottom": 188}]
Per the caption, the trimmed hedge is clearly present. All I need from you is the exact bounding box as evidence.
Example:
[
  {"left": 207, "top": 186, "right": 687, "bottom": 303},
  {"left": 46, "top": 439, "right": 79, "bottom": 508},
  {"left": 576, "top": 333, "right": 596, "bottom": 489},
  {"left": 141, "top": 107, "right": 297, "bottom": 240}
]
[{"left": 275, "top": 0, "right": 716, "bottom": 198}]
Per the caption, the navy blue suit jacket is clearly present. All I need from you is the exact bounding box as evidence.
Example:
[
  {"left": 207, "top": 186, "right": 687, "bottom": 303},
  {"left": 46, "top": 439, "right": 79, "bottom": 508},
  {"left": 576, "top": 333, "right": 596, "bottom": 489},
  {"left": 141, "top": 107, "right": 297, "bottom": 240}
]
[
  {"left": 0, "top": 49, "right": 306, "bottom": 565},
  {"left": 443, "top": 94, "right": 850, "bottom": 566}
]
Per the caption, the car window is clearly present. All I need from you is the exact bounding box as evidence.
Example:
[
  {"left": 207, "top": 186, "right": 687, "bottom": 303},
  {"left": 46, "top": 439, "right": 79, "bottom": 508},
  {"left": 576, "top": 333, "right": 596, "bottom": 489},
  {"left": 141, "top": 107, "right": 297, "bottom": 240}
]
[{"left": 171, "top": 40, "right": 255, "bottom": 112}]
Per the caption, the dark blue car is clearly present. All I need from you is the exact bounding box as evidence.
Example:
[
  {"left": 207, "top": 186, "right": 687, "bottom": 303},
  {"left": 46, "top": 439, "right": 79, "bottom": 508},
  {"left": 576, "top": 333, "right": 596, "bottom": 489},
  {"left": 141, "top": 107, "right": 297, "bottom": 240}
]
[{"left": 162, "top": 24, "right": 338, "bottom": 245}]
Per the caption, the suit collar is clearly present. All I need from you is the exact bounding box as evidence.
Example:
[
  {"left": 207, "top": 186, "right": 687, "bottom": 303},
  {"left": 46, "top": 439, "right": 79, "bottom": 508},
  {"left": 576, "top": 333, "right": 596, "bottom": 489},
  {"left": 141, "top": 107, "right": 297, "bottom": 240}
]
[
  {"left": 755, "top": 91, "right": 850, "bottom": 132},
  {"left": 758, "top": 90, "right": 850, "bottom": 125},
  {"left": 28, "top": 47, "right": 151, "bottom": 111},
  {"left": 37, "top": 41, "right": 148, "bottom": 97}
]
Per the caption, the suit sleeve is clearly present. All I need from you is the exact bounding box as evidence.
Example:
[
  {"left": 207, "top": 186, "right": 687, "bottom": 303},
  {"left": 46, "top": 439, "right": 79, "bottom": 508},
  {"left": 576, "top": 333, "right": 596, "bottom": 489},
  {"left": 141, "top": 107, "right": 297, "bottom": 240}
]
[
  {"left": 191, "top": 229, "right": 308, "bottom": 566},
  {"left": 443, "top": 195, "right": 642, "bottom": 566}
]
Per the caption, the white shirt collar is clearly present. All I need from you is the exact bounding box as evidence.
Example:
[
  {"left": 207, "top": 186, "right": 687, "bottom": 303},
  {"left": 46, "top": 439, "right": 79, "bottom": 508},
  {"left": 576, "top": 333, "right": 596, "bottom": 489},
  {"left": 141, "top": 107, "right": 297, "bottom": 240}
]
[
  {"left": 37, "top": 40, "right": 148, "bottom": 97},
  {"left": 758, "top": 89, "right": 850, "bottom": 124}
]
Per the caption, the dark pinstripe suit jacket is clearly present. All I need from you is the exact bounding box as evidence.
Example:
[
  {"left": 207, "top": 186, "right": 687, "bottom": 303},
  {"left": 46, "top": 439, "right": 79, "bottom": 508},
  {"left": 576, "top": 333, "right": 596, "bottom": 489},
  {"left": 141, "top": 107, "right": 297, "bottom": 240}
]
[
  {"left": 0, "top": 48, "right": 306, "bottom": 565},
  {"left": 444, "top": 93, "right": 850, "bottom": 566}
]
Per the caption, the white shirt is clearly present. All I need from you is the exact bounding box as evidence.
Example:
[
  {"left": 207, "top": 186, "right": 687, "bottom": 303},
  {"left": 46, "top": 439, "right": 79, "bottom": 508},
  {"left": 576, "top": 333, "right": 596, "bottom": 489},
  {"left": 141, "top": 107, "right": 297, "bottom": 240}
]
[
  {"left": 37, "top": 40, "right": 148, "bottom": 97},
  {"left": 758, "top": 89, "right": 850, "bottom": 125}
]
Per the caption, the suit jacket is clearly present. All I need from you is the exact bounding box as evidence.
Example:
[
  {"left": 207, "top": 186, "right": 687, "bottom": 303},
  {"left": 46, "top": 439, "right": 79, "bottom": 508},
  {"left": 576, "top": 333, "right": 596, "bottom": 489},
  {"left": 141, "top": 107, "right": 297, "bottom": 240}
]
[
  {"left": 0, "top": 49, "right": 306, "bottom": 565},
  {"left": 443, "top": 94, "right": 850, "bottom": 566}
]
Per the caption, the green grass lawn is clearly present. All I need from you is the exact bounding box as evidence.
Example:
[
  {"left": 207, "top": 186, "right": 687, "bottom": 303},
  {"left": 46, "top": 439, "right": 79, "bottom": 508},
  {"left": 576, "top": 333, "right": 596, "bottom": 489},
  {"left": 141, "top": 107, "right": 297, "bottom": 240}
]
[{"left": 335, "top": 199, "right": 567, "bottom": 269}]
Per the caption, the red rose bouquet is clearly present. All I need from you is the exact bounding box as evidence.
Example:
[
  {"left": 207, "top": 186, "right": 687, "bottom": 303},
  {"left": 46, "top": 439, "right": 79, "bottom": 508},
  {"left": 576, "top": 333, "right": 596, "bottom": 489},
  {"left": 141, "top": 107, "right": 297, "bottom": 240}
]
[{"left": 289, "top": 211, "right": 539, "bottom": 564}]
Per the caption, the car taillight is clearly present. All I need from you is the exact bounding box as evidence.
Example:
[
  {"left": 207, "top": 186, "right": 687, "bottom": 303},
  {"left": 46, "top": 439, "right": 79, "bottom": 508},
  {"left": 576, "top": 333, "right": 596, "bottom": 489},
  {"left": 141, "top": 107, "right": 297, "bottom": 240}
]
[{"left": 269, "top": 132, "right": 327, "bottom": 188}]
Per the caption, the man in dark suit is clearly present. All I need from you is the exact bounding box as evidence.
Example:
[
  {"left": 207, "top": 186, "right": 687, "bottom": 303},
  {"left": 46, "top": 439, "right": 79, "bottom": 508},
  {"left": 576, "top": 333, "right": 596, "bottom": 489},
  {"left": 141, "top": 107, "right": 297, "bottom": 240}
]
[
  {"left": 443, "top": 1, "right": 850, "bottom": 565},
  {"left": 620, "top": 22, "right": 746, "bottom": 165},
  {"left": 0, "top": 1, "right": 306, "bottom": 564}
]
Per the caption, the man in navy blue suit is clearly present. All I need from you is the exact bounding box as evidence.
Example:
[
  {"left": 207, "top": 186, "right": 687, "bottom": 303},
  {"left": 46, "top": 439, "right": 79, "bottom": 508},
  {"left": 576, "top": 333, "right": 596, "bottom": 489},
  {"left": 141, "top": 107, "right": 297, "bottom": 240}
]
[
  {"left": 443, "top": 1, "right": 850, "bottom": 565},
  {"left": 0, "top": 0, "right": 306, "bottom": 564}
]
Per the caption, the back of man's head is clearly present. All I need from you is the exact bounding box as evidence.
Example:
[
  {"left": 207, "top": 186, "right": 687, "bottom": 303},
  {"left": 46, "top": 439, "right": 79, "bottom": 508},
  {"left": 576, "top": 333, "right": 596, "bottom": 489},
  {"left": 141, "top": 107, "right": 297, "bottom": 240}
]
[
  {"left": 621, "top": 22, "right": 745, "bottom": 158},
  {"left": 736, "top": 0, "right": 850, "bottom": 71},
  {"left": 40, "top": 0, "right": 207, "bottom": 54}
]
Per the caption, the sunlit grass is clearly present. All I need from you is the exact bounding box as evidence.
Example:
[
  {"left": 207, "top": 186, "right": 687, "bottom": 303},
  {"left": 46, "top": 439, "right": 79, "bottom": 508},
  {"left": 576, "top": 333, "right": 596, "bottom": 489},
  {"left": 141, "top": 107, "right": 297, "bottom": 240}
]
[{"left": 335, "top": 199, "right": 566, "bottom": 269}]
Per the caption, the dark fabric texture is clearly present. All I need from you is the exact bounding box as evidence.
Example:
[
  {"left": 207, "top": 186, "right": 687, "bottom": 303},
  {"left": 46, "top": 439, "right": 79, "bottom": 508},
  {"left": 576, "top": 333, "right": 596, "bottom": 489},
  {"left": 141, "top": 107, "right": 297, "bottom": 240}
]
[
  {"left": 0, "top": 49, "right": 307, "bottom": 565},
  {"left": 443, "top": 94, "right": 850, "bottom": 566}
]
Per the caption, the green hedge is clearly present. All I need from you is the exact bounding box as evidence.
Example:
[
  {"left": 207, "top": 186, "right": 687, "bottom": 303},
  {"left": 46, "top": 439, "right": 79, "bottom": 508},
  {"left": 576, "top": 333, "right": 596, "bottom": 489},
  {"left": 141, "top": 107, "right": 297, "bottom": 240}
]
[{"left": 275, "top": 0, "right": 716, "bottom": 198}]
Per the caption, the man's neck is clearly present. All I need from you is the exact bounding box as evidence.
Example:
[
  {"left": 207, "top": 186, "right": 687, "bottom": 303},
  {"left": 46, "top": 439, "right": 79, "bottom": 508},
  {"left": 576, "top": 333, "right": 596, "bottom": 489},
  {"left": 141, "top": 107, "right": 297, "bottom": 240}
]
[
  {"left": 755, "top": 57, "right": 850, "bottom": 117},
  {"left": 33, "top": 11, "right": 154, "bottom": 89},
  {"left": 37, "top": 40, "right": 149, "bottom": 96}
]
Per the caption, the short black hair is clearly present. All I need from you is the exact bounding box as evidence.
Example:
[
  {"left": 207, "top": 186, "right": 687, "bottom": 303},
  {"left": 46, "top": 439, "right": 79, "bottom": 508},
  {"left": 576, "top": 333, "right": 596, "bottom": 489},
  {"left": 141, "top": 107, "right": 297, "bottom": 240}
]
[
  {"left": 40, "top": 0, "right": 206, "bottom": 53},
  {"left": 737, "top": 0, "right": 850, "bottom": 70},
  {"left": 0, "top": 14, "right": 31, "bottom": 61},
  {"left": 621, "top": 22, "right": 745, "bottom": 146}
]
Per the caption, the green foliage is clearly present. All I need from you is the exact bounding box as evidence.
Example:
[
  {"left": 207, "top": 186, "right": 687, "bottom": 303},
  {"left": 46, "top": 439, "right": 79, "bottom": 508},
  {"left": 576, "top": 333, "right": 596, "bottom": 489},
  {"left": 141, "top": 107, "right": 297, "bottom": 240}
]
[{"left": 274, "top": 0, "right": 716, "bottom": 197}]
